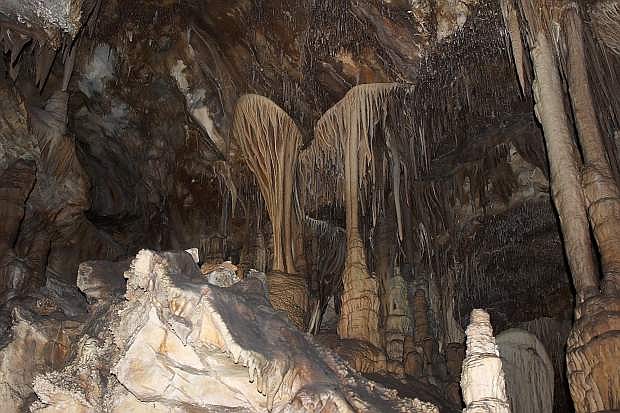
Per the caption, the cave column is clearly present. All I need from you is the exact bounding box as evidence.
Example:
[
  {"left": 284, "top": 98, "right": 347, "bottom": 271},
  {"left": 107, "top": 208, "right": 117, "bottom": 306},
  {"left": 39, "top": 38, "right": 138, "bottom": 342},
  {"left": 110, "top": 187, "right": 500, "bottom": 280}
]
[
  {"left": 562, "top": 6, "right": 620, "bottom": 295},
  {"left": 502, "top": 0, "right": 620, "bottom": 409},
  {"left": 528, "top": 30, "right": 620, "bottom": 412},
  {"left": 338, "top": 116, "right": 383, "bottom": 348},
  {"left": 529, "top": 30, "right": 599, "bottom": 302}
]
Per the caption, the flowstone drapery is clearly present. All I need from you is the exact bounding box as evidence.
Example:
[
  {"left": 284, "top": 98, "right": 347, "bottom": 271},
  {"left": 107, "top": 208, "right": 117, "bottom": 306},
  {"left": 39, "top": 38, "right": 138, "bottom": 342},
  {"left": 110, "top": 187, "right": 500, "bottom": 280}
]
[
  {"left": 232, "top": 94, "right": 308, "bottom": 329},
  {"left": 497, "top": 329, "right": 554, "bottom": 413},
  {"left": 232, "top": 94, "right": 303, "bottom": 275}
]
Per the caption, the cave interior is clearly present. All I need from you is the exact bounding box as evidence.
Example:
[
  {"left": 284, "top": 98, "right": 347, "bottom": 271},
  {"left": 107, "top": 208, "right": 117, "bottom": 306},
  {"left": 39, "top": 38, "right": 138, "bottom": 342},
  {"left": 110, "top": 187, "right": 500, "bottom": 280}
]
[{"left": 0, "top": 0, "right": 619, "bottom": 412}]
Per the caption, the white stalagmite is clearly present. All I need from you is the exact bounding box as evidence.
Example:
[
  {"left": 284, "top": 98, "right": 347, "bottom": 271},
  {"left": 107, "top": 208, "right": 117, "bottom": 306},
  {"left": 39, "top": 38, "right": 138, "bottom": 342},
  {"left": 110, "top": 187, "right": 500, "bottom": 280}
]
[
  {"left": 460, "top": 309, "right": 511, "bottom": 413},
  {"left": 496, "top": 329, "right": 554, "bottom": 413}
]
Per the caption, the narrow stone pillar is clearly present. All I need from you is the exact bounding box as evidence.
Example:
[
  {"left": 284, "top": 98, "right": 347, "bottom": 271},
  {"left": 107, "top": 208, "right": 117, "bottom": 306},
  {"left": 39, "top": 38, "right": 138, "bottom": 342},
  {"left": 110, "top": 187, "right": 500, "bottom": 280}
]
[{"left": 460, "top": 309, "right": 511, "bottom": 413}]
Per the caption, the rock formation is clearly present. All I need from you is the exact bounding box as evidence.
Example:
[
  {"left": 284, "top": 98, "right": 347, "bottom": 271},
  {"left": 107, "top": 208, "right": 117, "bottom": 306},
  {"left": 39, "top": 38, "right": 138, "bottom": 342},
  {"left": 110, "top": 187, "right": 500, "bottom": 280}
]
[
  {"left": 0, "top": 304, "right": 83, "bottom": 412},
  {"left": 306, "top": 83, "right": 401, "bottom": 349},
  {"left": 76, "top": 259, "right": 129, "bottom": 302},
  {"left": 497, "top": 328, "right": 553, "bottom": 413},
  {"left": 0, "top": 160, "right": 37, "bottom": 300},
  {"left": 232, "top": 94, "right": 308, "bottom": 329},
  {"left": 384, "top": 273, "right": 411, "bottom": 374},
  {"left": 460, "top": 309, "right": 510, "bottom": 413},
  {"left": 200, "top": 260, "right": 240, "bottom": 287},
  {"left": 1, "top": 0, "right": 619, "bottom": 410},
  {"left": 566, "top": 294, "right": 620, "bottom": 413},
  {"left": 28, "top": 249, "right": 439, "bottom": 413},
  {"left": 501, "top": 0, "right": 620, "bottom": 409}
]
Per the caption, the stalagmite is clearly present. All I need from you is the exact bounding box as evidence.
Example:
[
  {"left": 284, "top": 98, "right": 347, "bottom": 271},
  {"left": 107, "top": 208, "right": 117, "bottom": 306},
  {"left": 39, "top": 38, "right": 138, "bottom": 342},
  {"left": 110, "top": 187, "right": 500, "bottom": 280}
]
[
  {"left": 232, "top": 94, "right": 308, "bottom": 329},
  {"left": 413, "top": 290, "right": 431, "bottom": 344},
  {"left": 403, "top": 335, "right": 424, "bottom": 377},
  {"left": 566, "top": 295, "right": 620, "bottom": 413},
  {"left": 460, "top": 309, "right": 510, "bottom": 413},
  {"left": 310, "top": 83, "right": 401, "bottom": 348},
  {"left": 445, "top": 342, "right": 466, "bottom": 406},
  {"left": 374, "top": 203, "right": 410, "bottom": 373},
  {"left": 384, "top": 273, "right": 411, "bottom": 374},
  {"left": 496, "top": 328, "right": 554, "bottom": 413},
  {"left": 412, "top": 288, "right": 435, "bottom": 377}
]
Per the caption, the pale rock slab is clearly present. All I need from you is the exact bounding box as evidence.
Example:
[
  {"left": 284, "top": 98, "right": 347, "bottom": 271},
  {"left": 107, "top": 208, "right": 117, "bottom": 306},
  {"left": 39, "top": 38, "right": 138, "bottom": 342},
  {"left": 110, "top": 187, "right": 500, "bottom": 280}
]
[
  {"left": 185, "top": 248, "right": 200, "bottom": 263},
  {"left": 31, "top": 249, "right": 440, "bottom": 413}
]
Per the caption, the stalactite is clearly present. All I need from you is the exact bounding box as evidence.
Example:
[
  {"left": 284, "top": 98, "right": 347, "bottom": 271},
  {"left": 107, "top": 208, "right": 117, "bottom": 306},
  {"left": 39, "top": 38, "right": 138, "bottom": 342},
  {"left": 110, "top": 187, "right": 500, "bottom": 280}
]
[
  {"left": 0, "top": 0, "right": 101, "bottom": 91},
  {"left": 590, "top": 0, "right": 620, "bottom": 56},
  {"left": 440, "top": 267, "right": 465, "bottom": 347}
]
